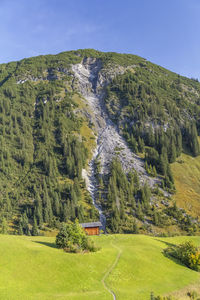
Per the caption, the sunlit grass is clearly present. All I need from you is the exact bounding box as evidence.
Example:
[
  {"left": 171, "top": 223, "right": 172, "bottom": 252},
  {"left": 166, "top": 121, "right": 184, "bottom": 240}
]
[
  {"left": 0, "top": 234, "right": 199, "bottom": 299},
  {"left": 172, "top": 152, "right": 200, "bottom": 217}
]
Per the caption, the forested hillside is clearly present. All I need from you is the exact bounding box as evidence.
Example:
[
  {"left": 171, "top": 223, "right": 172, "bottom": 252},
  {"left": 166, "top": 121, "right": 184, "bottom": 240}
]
[
  {"left": 0, "top": 49, "right": 200, "bottom": 235},
  {"left": 0, "top": 52, "right": 97, "bottom": 235}
]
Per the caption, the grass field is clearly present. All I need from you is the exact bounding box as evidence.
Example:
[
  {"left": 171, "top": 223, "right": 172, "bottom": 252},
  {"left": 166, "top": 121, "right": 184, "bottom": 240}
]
[
  {"left": 171, "top": 152, "right": 200, "bottom": 217},
  {"left": 0, "top": 234, "right": 199, "bottom": 299}
]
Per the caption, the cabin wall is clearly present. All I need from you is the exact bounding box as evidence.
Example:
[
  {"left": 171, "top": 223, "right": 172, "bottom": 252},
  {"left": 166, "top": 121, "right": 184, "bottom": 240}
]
[{"left": 84, "top": 227, "right": 99, "bottom": 235}]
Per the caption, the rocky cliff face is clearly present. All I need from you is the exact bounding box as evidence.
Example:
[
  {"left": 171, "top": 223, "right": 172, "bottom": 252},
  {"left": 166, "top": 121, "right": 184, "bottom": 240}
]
[
  {"left": 71, "top": 58, "right": 164, "bottom": 228},
  {"left": 72, "top": 58, "right": 161, "bottom": 181}
]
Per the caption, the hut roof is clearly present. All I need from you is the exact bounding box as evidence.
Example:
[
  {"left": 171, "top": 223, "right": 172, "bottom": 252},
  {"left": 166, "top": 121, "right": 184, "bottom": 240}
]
[{"left": 80, "top": 222, "right": 102, "bottom": 228}]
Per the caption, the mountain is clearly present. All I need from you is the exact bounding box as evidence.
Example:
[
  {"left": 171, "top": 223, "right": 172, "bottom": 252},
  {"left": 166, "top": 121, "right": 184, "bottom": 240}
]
[{"left": 0, "top": 49, "right": 200, "bottom": 235}]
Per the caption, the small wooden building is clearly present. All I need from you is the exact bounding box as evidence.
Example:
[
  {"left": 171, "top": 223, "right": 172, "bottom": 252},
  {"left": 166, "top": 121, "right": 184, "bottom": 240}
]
[{"left": 80, "top": 222, "right": 102, "bottom": 236}]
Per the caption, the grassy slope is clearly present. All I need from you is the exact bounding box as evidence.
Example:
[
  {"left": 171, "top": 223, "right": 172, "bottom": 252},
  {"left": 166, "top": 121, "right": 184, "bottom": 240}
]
[
  {"left": 171, "top": 151, "right": 200, "bottom": 217},
  {"left": 108, "top": 235, "right": 200, "bottom": 299},
  {"left": 0, "top": 235, "right": 199, "bottom": 300}
]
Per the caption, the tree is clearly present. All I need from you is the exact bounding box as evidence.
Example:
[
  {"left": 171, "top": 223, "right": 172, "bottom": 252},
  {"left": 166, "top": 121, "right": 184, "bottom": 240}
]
[
  {"left": 56, "top": 220, "right": 98, "bottom": 253},
  {"left": 138, "top": 137, "right": 144, "bottom": 153},
  {"left": 132, "top": 219, "right": 139, "bottom": 233},
  {"left": 169, "top": 141, "right": 176, "bottom": 163},
  {"left": 136, "top": 203, "right": 144, "bottom": 221},
  {"left": 1, "top": 217, "right": 8, "bottom": 234},
  {"left": 18, "top": 223, "right": 23, "bottom": 235},
  {"left": 32, "top": 217, "right": 39, "bottom": 236},
  {"left": 152, "top": 166, "right": 157, "bottom": 177},
  {"left": 164, "top": 241, "right": 200, "bottom": 271}
]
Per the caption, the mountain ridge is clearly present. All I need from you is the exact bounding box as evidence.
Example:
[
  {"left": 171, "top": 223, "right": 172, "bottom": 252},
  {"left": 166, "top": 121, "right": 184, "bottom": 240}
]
[{"left": 0, "top": 49, "right": 199, "bottom": 235}]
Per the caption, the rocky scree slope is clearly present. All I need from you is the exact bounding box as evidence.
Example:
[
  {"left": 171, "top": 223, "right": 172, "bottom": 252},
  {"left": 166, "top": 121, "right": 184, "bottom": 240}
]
[
  {"left": 72, "top": 58, "right": 163, "bottom": 227},
  {"left": 72, "top": 58, "right": 160, "bottom": 182}
]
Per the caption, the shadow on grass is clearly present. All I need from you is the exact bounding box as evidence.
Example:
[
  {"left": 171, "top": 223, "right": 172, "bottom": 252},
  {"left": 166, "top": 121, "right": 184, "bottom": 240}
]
[
  {"left": 155, "top": 239, "right": 189, "bottom": 269},
  {"left": 34, "top": 241, "right": 58, "bottom": 249},
  {"left": 155, "top": 239, "right": 176, "bottom": 248}
]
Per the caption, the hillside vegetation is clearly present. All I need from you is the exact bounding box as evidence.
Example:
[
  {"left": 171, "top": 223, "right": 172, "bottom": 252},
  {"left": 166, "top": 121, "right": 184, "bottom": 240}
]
[
  {"left": 0, "top": 234, "right": 199, "bottom": 299},
  {"left": 0, "top": 49, "right": 199, "bottom": 234},
  {"left": 171, "top": 151, "right": 200, "bottom": 217}
]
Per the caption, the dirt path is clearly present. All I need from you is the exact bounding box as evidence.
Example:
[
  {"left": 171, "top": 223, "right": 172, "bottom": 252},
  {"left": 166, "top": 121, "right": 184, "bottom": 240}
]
[{"left": 101, "top": 241, "right": 122, "bottom": 300}]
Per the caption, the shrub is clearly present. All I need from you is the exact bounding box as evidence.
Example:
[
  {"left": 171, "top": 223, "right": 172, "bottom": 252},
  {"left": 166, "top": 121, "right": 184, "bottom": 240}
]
[
  {"left": 56, "top": 219, "right": 99, "bottom": 253},
  {"left": 164, "top": 241, "right": 200, "bottom": 271}
]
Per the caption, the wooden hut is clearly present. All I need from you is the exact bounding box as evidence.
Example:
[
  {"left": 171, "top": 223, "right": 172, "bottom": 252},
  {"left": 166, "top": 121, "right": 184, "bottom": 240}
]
[{"left": 80, "top": 222, "right": 102, "bottom": 235}]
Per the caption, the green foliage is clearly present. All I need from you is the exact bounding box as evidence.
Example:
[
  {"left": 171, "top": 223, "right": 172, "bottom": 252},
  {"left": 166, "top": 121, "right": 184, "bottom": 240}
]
[
  {"left": 164, "top": 241, "right": 200, "bottom": 271},
  {"left": 105, "top": 66, "right": 200, "bottom": 191},
  {"left": 184, "top": 121, "right": 200, "bottom": 156},
  {"left": 0, "top": 49, "right": 200, "bottom": 234},
  {"left": 1, "top": 217, "right": 8, "bottom": 234},
  {"left": 56, "top": 220, "right": 99, "bottom": 252},
  {"left": 32, "top": 217, "right": 39, "bottom": 236},
  {"left": 104, "top": 158, "right": 153, "bottom": 232},
  {"left": 0, "top": 52, "right": 97, "bottom": 233}
]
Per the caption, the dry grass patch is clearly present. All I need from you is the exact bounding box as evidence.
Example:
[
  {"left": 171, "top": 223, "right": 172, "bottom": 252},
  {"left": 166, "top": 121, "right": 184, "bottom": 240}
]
[
  {"left": 168, "top": 279, "right": 200, "bottom": 299},
  {"left": 171, "top": 153, "right": 200, "bottom": 217}
]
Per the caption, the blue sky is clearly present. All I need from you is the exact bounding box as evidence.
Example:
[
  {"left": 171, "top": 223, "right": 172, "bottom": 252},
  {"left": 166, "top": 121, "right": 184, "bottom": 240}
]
[{"left": 0, "top": 0, "right": 200, "bottom": 79}]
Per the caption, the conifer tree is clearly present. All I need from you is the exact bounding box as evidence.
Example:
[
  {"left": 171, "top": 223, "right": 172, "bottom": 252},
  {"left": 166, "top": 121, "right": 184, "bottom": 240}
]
[
  {"left": 152, "top": 166, "right": 157, "bottom": 177},
  {"left": 53, "top": 193, "right": 60, "bottom": 216},
  {"left": 32, "top": 217, "right": 39, "bottom": 236},
  {"left": 169, "top": 141, "right": 176, "bottom": 163},
  {"left": 136, "top": 203, "right": 144, "bottom": 221},
  {"left": 18, "top": 223, "right": 23, "bottom": 235},
  {"left": 132, "top": 219, "right": 139, "bottom": 233},
  {"left": 1, "top": 217, "right": 8, "bottom": 234}
]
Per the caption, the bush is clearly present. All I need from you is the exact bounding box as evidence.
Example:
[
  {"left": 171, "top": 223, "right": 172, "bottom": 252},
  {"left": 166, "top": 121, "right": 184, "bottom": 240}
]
[
  {"left": 164, "top": 241, "right": 200, "bottom": 271},
  {"left": 56, "top": 220, "right": 99, "bottom": 253}
]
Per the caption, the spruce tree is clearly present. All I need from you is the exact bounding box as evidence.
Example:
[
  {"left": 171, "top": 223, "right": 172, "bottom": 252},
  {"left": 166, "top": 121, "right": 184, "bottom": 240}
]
[
  {"left": 136, "top": 203, "right": 144, "bottom": 221},
  {"left": 18, "top": 223, "right": 23, "bottom": 235},
  {"left": 32, "top": 217, "right": 39, "bottom": 236},
  {"left": 132, "top": 219, "right": 139, "bottom": 233},
  {"left": 169, "top": 141, "right": 176, "bottom": 163},
  {"left": 1, "top": 217, "right": 8, "bottom": 234}
]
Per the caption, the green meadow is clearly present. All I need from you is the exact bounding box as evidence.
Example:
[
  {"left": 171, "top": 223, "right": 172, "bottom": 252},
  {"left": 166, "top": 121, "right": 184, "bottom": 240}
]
[{"left": 0, "top": 234, "right": 199, "bottom": 300}]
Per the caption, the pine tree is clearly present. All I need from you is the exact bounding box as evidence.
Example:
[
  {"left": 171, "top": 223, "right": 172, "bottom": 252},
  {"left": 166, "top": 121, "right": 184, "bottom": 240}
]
[
  {"left": 132, "top": 219, "right": 139, "bottom": 233},
  {"left": 138, "top": 137, "right": 144, "bottom": 153},
  {"left": 120, "top": 201, "right": 125, "bottom": 220},
  {"left": 32, "top": 217, "right": 39, "bottom": 236},
  {"left": 159, "top": 153, "right": 167, "bottom": 176},
  {"left": 43, "top": 182, "right": 53, "bottom": 223},
  {"left": 143, "top": 182, "right": 151, "bottom": 202},
  {"left": 152, "top": 166, "right": 157, "bottom": 177},
  {"left": 149, "top": 164, "right": 153, "bottom": 175},
  {"left": 35, "top": 193, "right": 43, "bottom": 225},
  {"left": 77, "top": 204, "right": 84, "bottom": 222},
  {"left": 70, "top": 201, "right": 76, "bottom": 220},
  {"left": 166, "top": 164, "right": 174, "bottom": 184},
  {"left": 153, "top": 209, "right": 159, "bottom": 226},
  {"left": 1, "top": 217, "right": 8, "bottom": 234},
  {"left": 147, "top": 125, "right": 155, "bottom": 147},
  {"left": 53, "top": 193, "right": 60, "bottom": 216},
  {"left": 136, "top": 203, "right": 144, "bottom": 221},
  {"left": 18, "top": 223, "right": 23, "bottom": 235},
  {"left": 169, "top": 140, "right": 176, "bottom": 163},
  {"left": 176, "top": 128, "right": 182, "bottom": 156},
  {"left": 63, "top": 202, "right": 70, "bottom": 222}
]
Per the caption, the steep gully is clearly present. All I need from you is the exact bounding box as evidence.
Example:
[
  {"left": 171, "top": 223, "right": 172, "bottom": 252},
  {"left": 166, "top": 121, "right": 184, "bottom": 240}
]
[{"left": 72, "top": 58, "right": 159, "bottom": 231}]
